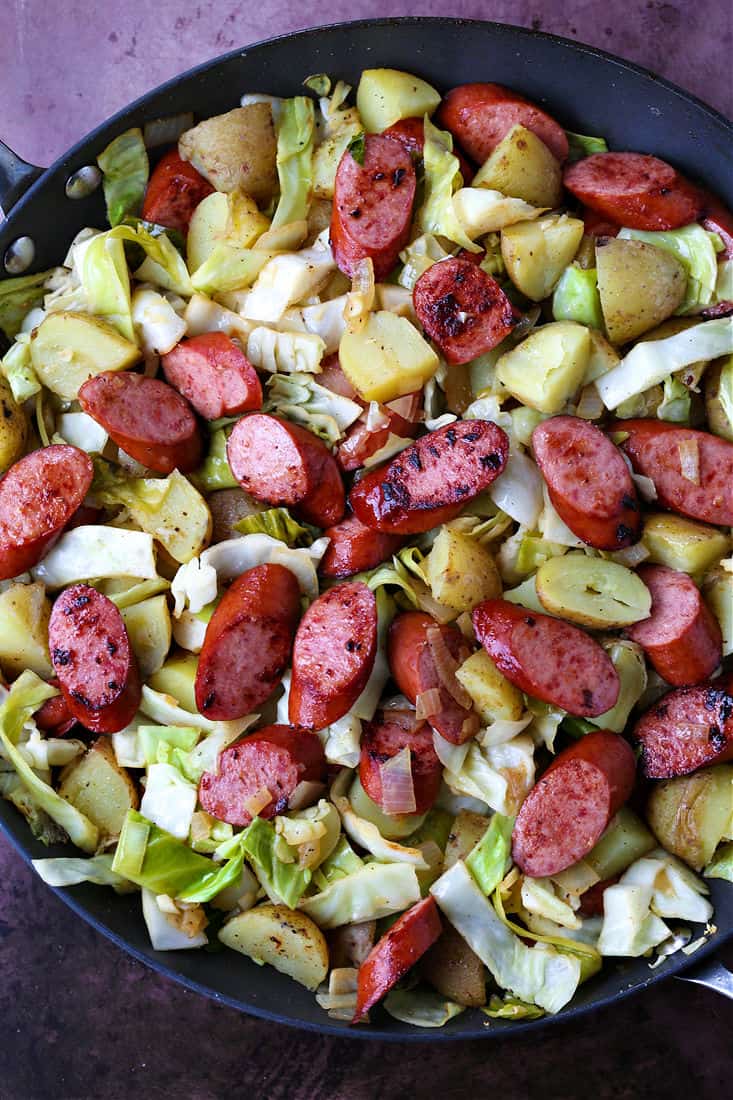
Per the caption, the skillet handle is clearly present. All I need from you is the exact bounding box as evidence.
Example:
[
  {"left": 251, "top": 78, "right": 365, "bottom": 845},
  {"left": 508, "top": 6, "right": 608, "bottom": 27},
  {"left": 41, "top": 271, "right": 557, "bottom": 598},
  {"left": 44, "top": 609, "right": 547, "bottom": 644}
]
[
  {"left": 675, "top": 958, "right": 733, "bottom": 1000},
  {"left": 0, "top": 140, "right": 43, "bottom": 215}
]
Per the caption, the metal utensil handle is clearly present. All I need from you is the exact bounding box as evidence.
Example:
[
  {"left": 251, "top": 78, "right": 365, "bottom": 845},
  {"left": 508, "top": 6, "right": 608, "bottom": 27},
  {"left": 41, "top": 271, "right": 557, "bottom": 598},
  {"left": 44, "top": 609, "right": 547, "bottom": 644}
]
[
  {"left": 0, "top": 140, "right": 43, "bottom": 215},
  {"left": 676, "top": 958, "right": 733, "bottom": 1000}
]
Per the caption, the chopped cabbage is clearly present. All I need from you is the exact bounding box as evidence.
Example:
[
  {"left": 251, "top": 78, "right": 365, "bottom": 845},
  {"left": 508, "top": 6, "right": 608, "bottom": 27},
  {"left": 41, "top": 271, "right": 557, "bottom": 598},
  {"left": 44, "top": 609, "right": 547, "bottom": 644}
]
[
  {"left": 552, "top": 264, "right": 603, "bottom": 329},
  {"left": 465, "top": 812, "right": 513, "bottom": 895},
  {"left": 384, "top": 989, "right": 466, "bottom": 1028},
  {"left": 453, "top": 188, "right": 544, "bottom": 238},
  {"left": 0, "top": 269, "right": 54, "bottom": 340},
  {"left": 597, "top": 882, "right": 671, "bottom": 957},
  {"left": 57, "top": 411, "right": 109, "bottom": 453},
  {"left": 246, "top": 327, "right": 326, "bottom": 374},
  {"left": 139, "top": 684, "right": 256, "bottom": 741},
  {"left": 139, "top": 762, "right": 198, "bottom": 840},
  {"left": 705, "top": 842, "right": 733, "bottom": 882},
  {"left": 538, "top": 485, "right": 586, "bottom": 548},
  {"left": 263, "top": 371, "right": 362, "bottom": 445},
  {"left": 622, "top": 849, "right": 713, "bottom": 923},
  {"left": 184, "top": 292, "right": 253, "bottom": 340},
  {"left": 565, "top": 131, "right": 608, "bottom": 162},
  {"left": 488, "top": 448, "right": 544, "bottom": 528},
  {"left": 195, "top": 428, "right": 238, "bottom": 492},
  {"left": 1, "top": 336, "right": 41, "bottom": 402},
  {"left": 520, "top": 877, "right": 581, "bottom": 930},
  {"left": 657, "top": 375, "right": 692, "bottom": 422},
  {"left": 482, "top": 994, "right": 544, "bottom": 1020},
  {"left": 81, "top": 232, "right": 134, "bottom": 341},
  {"left": 32, "top": 526, "right": 157, "bottom": 588},
  {"left": 398, "top": 234, "right": 453, "bottom": 291},
  {"left": 131, "top": 287, "right": 187, "bottom": 354},
  {"left": 106, "top": 222, "right": 193, "bottom": 297},
  {"left": 443, "top": 734, "right": 535, "bottom": 816},
  {"left": 280, "top": 295, "right": 349, "bottom": 355},
  {"left": 299, "top": 861, "right": 421, "bottom": 929},
  {"left": 234, "top": 507, "right": 313, "bottom": 546},
  {"left": 236, "top": 816, "right": 311, "bottom": 908},
  {"left": 330, "top": 770, "right": 429, "bottom": 869},
  {"left": 97, "top": 127, "right": 149, "bottom": 227},
  {"left": 141, "top": 887, "right": 208, "bottom": 950},
  {"left": 619, "top": 225, "right": 718, "bottom": 313},
  {"left": 418, "top": 117, "right": 480, "bottom": 253},
  {"left": 242, "top": 231, "right": 335, "bottom": 322},
  {"left": 33, "top": 854, "right": 132, "bottom": 891},
  {"left": 272, "top": 96, "right": 315, "bottom": 229},
  {"left": 350, "top": 588, "right": 395, "bottom": 721}
]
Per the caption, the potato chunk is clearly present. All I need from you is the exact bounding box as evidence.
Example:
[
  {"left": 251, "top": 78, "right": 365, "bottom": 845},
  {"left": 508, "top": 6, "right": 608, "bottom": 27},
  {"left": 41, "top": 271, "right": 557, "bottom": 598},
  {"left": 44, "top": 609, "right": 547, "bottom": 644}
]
[
  {"left": 219, "top": 903, "right": 329, "bottom": 991},
  {"left": 0, "top": 582, "right": 52, "bottom": 678},
  {"left": 339, "top": 311, "right": 439, "bottom": 402},
  {"left": 426, "top": 528, "right": 502, "bottom": 612},
  {"left": 496, "top": 321, "right": 591, "bottom": 413},
  {"left": 0, "top": 376, "right": 28, "bottom": 474},
  {"left": 455, "top": 649, "right": 524, "bottom": 724},
  {"left": 357, "top": 68, "right": 441, "bottom": 133},
  {"left": 58, "top": 739, "right": 138, "bottom": 840},
  {"left": 473, "top": 124, "right": 562, "bottom": 208},
  {"left": 30, "top": 312, "right": 141, "bottom": 400},
  {"left": 179, "top": 105, "right": 277, "bottom": 203},
  {"left": 646, "top": 767, "right": 733, "bottom": 871},
  {"left": 501, "top": 214, "right": 584, "bottom": 301},
  {"left": 596, "top": 237, "right": 686, "bottom": 344}
]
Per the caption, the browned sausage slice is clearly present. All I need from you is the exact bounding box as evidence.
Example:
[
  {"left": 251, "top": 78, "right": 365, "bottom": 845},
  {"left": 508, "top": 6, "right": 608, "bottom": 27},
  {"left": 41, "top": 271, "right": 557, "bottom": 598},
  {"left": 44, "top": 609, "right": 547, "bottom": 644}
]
[
  {"left": 436, "top": 82, "right": 569, "bottom": 163},
  {"left": 78, "top": 371, "right": 202, "bottom": 474},
  {"left": 563, "top": 153, "right": 703, "bottom": 231},
  {"left": 337, "top": 393, "right": 421, "bottom": 473},
  {"left": 319, "top": 514, "right": 405, "bottom": 578},
  {"left": 162, "top": 332, "right": 262, "bottom": 421},
  {"left": 613, "top": 419, "right": 733, "bottom": 527},
  {"left": 359, "top": 708, "right": 442, "bottom": 814},
  {"left": 413, "top": 258, "right": 518, "bottom": 365},
  {"left": 331, "top": 134, "right": 416, "bottom": 281},
  {"left": 512, "top": 730, "right": 636, "bottom": 877},
  {"left": 382, "top": 117, "right": 476, "bottom": 183},
  {"left": 0, "top": 445, "right": 93, "bottom": 581},
  {"left": 49, "top": 583, "right": 141, "bottom": 733},
  {"left": 626, "top": 564, "right": 722, "bottom": 686},
  {"left": 472, "top": 599, "right": 620, "bottom": 717},
  {"left": 349, "top": 420, "right": 509, "bottom": 535},
  {"left": 632, "top": 677, "right": 733, "bottom": 778},
  {"left": 532, "top": 415, "right": 641, "bottom": 549},
  {"left": 289, "top": 581, "right": 377, "bottom": 731},
  {"left": 198, "top": 724, "right": 326, "bottom": 826},
  {"left": 195, "top": 563, "right": 301, "bottom": 720}
]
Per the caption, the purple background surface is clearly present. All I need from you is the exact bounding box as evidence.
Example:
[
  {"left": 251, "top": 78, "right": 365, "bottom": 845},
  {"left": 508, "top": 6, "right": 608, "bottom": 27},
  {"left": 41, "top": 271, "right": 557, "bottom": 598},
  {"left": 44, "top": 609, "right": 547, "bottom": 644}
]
[{"left": 1, "top": 4, "right": 732, "bottom": 1098}]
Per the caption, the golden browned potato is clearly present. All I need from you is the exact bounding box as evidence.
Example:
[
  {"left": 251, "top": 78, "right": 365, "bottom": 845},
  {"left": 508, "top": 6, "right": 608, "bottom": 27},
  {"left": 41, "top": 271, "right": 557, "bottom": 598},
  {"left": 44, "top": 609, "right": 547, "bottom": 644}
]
[
  {"left": 208, "top": 488, "right": 265, "bottom": 543},
  {"left": 178, "top": 104, "right": 277, "bottom": 203},
  {"left": 0, "top": 375, "right": 28, "bottom": 473},
  {"left": 595, "top": 237, "right": 686, "bottom": 344},
  {"left": 421, "top": 923, "right": 486, "bottom": 1007},
  {"left": 455, "top": 648, "right": 524, "bottom": 724},
  {"left": 0, "top": 582, "right": 53, "bottom": 679},
  {"left": 30, "top": 312, "right": 141, "bottom": 400},
  {"left": 473, "top": 124, "right": 562, "bottom": 208},
  {"left": 219, "top": 903, "right": 329, "bottom": 990},
  {"left": 501, "top": 214, "right": 584, "bottom": 301},
  {"left": 642, "top": 512, "right": 730, "bottom": 575},
  {"left": 426, "top": 528, "right": 502, "bottom": 612},
  {"left": 705, "top": 355, "right": 733, "bottom": 442},
  {"left": 58, "top": 739, "right": 139, "bottom": 839},
  {"left": 646, "top": 766, "right": 733, "bottom": 870}
]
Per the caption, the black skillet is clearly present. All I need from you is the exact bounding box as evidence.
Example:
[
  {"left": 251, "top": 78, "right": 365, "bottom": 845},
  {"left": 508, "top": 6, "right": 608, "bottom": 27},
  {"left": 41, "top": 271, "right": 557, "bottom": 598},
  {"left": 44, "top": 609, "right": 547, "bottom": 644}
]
[{"left": 0, "top": 17, "right": 731, "bottom": 1038}]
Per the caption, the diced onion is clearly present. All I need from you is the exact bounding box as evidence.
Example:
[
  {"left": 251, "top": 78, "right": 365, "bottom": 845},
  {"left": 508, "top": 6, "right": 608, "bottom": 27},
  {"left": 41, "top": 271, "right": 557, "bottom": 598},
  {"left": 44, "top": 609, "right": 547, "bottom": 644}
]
[
  {"left": 243, "top": 787, "right": 272, "bottom": 817},
  {"left": 575, "top": 384, "right": 604, "bottom": 420},
  {"left": 144, "top": 113, "right": 194, "bottom": 148},
  {"left": 612, "top": 542, "right": 651, "bottom": 568},
  {"left": 386, "top": 392, "right": 421, "bottom": 421},
  {"left": 380, "top": 747, "right": 417, "bottom": 815},
  {"left": 678, "top": 438, "right": 700, "bottom": 484},
  {"left": 344, "top": 257, "right": 375, "bottom": 332},
  {"left": 288, "top": 780, "right": 326, "bottom": 811},
  {"left": 426, "top": 627, "right": 473, "bottom": 709},
  {"left": 415, "top": 688, "right": 442, "bottom": 721}
]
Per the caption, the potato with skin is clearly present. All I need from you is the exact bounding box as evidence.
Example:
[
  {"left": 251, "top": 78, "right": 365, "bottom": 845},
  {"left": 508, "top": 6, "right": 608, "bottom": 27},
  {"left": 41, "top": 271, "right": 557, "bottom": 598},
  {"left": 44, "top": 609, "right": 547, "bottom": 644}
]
[
  {"left": 178, "top": 104, "right": 277, "bottom": 203},
  {"left": 501, "top": 214, "right": 584, "bottom": 301},
  {"left": 473, "top": 124, "right": 562, "bottom": 208},
  {"left": 705, "top": 355, "right": 733, "bottom": 442},
  {"left": 646, "top": 766, "right": 733, "bottom": 871},
  {"left": 595, "top": 237, "right": 686, "bottom": 345},
  {"left": 30, "top": 312, "right": 141, "bottom": 401},
  {"left": 586, "top": 807, "right": 656, "bottom": 880},
  {"left": 421, "top": 923, "right": 486, "bottom": 1007},
  {"left": 455, "top": 648, "right": 524, "bottom": 724},
  {"left": 704, "top": 566, "right": 733, "bottom": 656},
  {"left": 187, "top": 191, "right": 269, "bottom": 272},
  {"left": 496, "top": 321, "right": 591, "bottom": 413},
  {"left": 0, "top": 582, "right": 53, "bottom": 678},
  {"left": 120, "top": 594, "right": 172, "bottom": 678},
  {"left": 356, "top": 68, "right": 441, "bottom": 133},
  {"left": 536, "top": 554, "right": 652, "bottom": 629},
  {"left": 219, "top": 903, "right": 329, "bottom": 991},
  {"left": 207, "top": 488, "right": 265, "bottom": 543},
  {"left": 148, "top": 651, "right": 199, "bottom": 712},
  {"left": 642, "top": 512, "right": 731, "bottom": 575},
  {"left": 339, "top": 311, "right": 439, "bottom": 403},
  {"left": 58, "top": 739, "right": 139, "bottom": 840},
  {"left": 0, "top": 375, "right": 28, "bottom": 473},
  {"left": 426, "top": 528, "right": 502, "bottom": 612}
]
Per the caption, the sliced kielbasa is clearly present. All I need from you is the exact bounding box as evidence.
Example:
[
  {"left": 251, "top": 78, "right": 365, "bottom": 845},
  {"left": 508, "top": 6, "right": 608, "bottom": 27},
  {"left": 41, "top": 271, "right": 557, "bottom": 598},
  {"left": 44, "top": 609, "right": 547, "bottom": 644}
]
[
  {"left": 472, "top": 599, "right": 620, "bottom": 717},
  {"left": 331, "top": 134, "right": 416, "bottom": 281},
  {"left": 227, "top": 413, "right": 345, "bottom": 528},
  {"left": 162, "top": 332, "right": 262, "bottom": 421},
  {"left": 141, "top": 148, "right": 214, "bottom": 235},
  {"left": 198, "top": 724, "right": 326, "bottom": 826},
  {"left": 319, "top": 514, "right": 405, "bottom": 578},
  {"left": 195, "top": 563, "right": 301, "bottom": 720},
  {"left": 563, "top": 152, "right": 703, "bottom": 231},
  {"left": 349, "top": 419, "right": 509, "bottom": 535},
  {"left": 359, "top": 708, "right": 443, "bottom": 815},
  {"left": 532, "top": 415, "right": 641, "bottom": 550},
  {"left": 436, "top": 83, "right": 569, "bottom": 164},
  {"left": 626, "top": 564, "right": 722, "bottom": 686},
  {"left": 337, "top": 392, "right": 422, "bottom": 473},
  {"left": 48, "top": 583, "right": 141, "bottom": 733},
  {"left": 289, "top": 581, "right": 377, "bottom": 731},
  {"left": 614, "top": 419, "right": 733, "bottom": 527},
  {"left": 413, "top": 258, "right": 518, "bottom": 366},
  {"left": 382, "top": 117, "right": 475, "bottom": 183},
  {"left": 0, "top": 445, "right": 93, "bottom": 580},
  {"left": 388, "top": 612, "right": 479, "bottom": 744},
  {"left": 512, "top": 730, "right": 636, "bottom": 877},
  {"left": 632, "top": 676, "right": 733, "bottom": 778},
  {"left": 353, "top": 896, "right": 442, "bottom": 1023},
  {"left": 34, "top": 684, "right": 76, "bottom": 737},
  {"left": 582, "top": 208, "right": 620, "bottom": 237},
  {"left": 78, "top": 371, "right": 202, "bottom": 475}
]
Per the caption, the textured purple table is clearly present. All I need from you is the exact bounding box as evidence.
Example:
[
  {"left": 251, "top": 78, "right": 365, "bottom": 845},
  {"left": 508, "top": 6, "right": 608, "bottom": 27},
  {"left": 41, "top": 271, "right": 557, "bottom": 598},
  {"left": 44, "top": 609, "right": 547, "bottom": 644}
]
[{"left": 1, "top": 4, "right": 733, "bottom": 1098}]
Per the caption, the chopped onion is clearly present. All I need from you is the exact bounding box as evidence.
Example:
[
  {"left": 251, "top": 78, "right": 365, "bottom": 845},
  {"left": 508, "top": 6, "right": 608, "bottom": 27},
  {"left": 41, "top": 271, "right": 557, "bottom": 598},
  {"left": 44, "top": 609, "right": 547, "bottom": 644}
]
[
  {"left": 329, "top": 967, "right": 358, "bottom": 995},
  {"left": 575, "top": 383, "right": 604, "bottom": 420},
  {"left": 380, "top": 747, "right": 417, "bottom": 815},
  {"left": 656, "top": 927, "right": 692, "bottom": 957},
  {"left": 426, "top": 627, "right": 473, "bottom": 709},
  {"left": 288, "top": 780, "right": 326, "bottom": 810},
  {"left": 365, "top": 402, "right": 390, "bottom": 431},
  {"left": 678, "top": 438, "right": 700, "bottom": 484},
  {"left": 415, "top": 688, "right": 442, "bottom": 721},
  {"left": 344, "top": 257, "right": 375, "bottom": 332},
  {"left": 551, "top": 860, "right": 600, "bottom": 899},
  {"left": 611, "top": 542, "right": 651, "bottom": 568},
  {"left": 386, "top": 392, "right": 421, "bottom": 421},
  {"left": 242, "top": 787, "right": 272, "bottom": 818},
  {"left": 298, "top": 840, "right": 321, "bottom": 869},
  {"left": 144, "top": 113, "right": 194, "bottom": 149}
]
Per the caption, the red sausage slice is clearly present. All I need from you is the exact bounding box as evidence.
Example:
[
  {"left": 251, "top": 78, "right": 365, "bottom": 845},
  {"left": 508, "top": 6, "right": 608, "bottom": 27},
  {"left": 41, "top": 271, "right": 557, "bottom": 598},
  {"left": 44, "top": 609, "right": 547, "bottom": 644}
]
[
  {"left": 388, "top": 612, "right": 479, "bottom": 744},
  {"left": 195, "top": 563, "right": 301, "bottom": 720},
  {"left": 141, "top": 148, "right": 214, "bottom": 234},
  {"left": 582, "top": 208, "right": 620, "bottom": 237},
  {"left": 436, "top": 83, "right": 569, "bottom": 163},
  {"left": 319, "top": 514, "right": 406, "bottom": 578},
  {"left": 331, "top": 134, "right": 416, "bottom": 281},
  {"left": 563, "top": 153, "right": 703, "bottom": 231},
  {"left": 289, "top": 581, "right": 377, "bottom": 731},
  {"left": 382, "top": 117, "right": 475, "bottom": 183},
  {"left": 613, "top": 419, "right": 733, "bottom": 527},
  {"left": 162, "top": 333, "right": 262, "bottom": 421},
  {"left": 349, "top": 420, "right": 509, "bottom": 535},
  {"left": 34, "top": 684, "right": 76, "bottom": 737},
  {"left": 198, "top": 724, "right": 326, "bottom": 827},
  {"left": 227, "top": 413, "right": 345, "bottom": 528},
  {"left": 413, "top": 258, "right": 518, "bottom": 365},
  {"left": 632, "top": 677, "right": 733, "bottom": 778},
  {"left": 353, "top": 896, "right": 442, "bottom": 1023},
  {"left": 78, "top": 371, "right": 202, "bottom": 475},
  {"left": 48, "top": 584, "right": 141, "bottom": 733},
  {"left": 532, "top": 416, "right": 641, "bottom": 550},
  {"left": 512, "top": 730, "right": 636, "bottom": 877},
  {"left": 626, "top": 564, "right": 722, "bottom": 686},
  {"left": 359, "top": 708, "right": 443, "bottom": 815},
  {"left": 0, "top": 445, "right": 93, "bottom": 580},
  {"left": 472, "top": 599, "right": 620, "bottom": 717},
  {"left": 337, "top": 392, "right": 422, "bottom": 473}
]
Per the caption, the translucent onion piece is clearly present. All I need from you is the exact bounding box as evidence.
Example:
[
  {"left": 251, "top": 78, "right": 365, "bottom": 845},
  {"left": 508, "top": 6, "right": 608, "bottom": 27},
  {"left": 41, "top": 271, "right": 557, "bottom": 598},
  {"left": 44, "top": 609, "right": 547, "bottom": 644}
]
[
  {"left": 575, "top": 384, "right": 604, "bottom": 420},
  {"left": 288, "top": 780, "right": 326, "bottom": 810},
  {"left": 678, "top": 438, "right": 700, "bottom": 484},
  {"left": 242, "top": 787, "right": 272, "bottom": 818},
  {"left": 380, "top": 747, "right": 417, "bottom": 815},
  {"left": 426, "top": 627, "right": 473, "bottom": 709},
  {"left": 415, "top": 688, "right": 442, "bottom": 721}
]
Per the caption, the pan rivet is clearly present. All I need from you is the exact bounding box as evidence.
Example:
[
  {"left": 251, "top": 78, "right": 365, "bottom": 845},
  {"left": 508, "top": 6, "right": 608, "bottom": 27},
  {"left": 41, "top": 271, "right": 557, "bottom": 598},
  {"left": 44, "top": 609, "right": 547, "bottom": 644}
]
[
  {"left": 65, "top": 165, "right": 102, "bottom": 200},
  {"left": 4, "top": 236, "right": 35, "bottom": 274}
]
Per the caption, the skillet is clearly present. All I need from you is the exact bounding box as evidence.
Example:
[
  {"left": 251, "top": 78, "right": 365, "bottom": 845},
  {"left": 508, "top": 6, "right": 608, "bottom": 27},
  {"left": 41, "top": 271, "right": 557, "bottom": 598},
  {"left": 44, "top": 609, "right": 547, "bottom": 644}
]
[{"left": 0, "top": 16, "right": 731, "bottom": 1038}]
